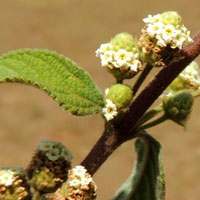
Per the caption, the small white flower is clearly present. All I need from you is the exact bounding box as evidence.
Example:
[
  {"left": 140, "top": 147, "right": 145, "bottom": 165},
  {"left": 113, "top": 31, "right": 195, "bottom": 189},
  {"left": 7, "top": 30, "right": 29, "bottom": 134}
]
[
  {"left": 45, "top": 148, "right": 60, "bottom": 161},
  {"left": 180, "top": 62, "right": 200, "bottom": 87},
  {"left": 69, "top": 178, "right": 81, "bottom": 188},
  {"left": 161, "top": 24, "right": 177, "bottom": 43},
  {"left": 72, "top": 165, "right": 87, "bottom": 178},
  {"left": 80, "top": 177, "right": 93, "bottom": 186},
  {"left": 0, "top": 171, "right": 15, "bottom": 186},
  {"left": 102, "top": 99, "right": 118, "bottom": 121},
  {"left": 128, "top": 59, "right": 142, "bottom": 72},
  {"left": 146, "top": 22, "right": 164, "bottom": 37},
  {"left": 38, "top": 139, "right": 54, "bottom": 152},
  {"left": 143, "top": 14, "right": 160, "bottom": 24},
  {"left": 114, "top": 49, "right": 133, "bottom": 67},
  {"left": 96, "top": 43, "right": 113, "bottom": 57},
  {"left": 105, "top": 88, "right": 110, "bottom": 96},
  {"left": 61, "top": 149, "right": 73, "bottom": 161},
  {"left": 156, "top": 35, "right": 167, "bottom": 47},
  {"left": 8, "top": 167, "right": 25, "bottom": 176},
  {"left": 181, "top": 26, "right": 193, "bottom": 44},
  {"left": 100, "top": 50, "right": 114, "bottom": 67},
  {"left": 171, "top": 31, "right": 185, "bottom": 49}
]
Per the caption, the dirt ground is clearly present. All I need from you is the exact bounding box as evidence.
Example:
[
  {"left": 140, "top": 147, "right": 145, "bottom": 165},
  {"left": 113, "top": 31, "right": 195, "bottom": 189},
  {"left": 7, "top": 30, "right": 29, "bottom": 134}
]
[{"left": 0, "top": 0, "right": 200, "bottom": 199}]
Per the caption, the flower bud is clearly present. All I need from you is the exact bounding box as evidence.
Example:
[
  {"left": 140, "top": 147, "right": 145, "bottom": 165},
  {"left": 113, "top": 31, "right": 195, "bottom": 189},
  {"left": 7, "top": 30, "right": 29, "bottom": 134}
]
[
  {"left": 159, "top": 11, "right": 182, "bottom": 27},
  {"left": 106, "top": 84, "right": 133, "bottom": 109},
  {"left": 163, "top": 92, "right": 193, "bottom": 126},
  {"left": 111, "top": 32, "right": 138, "bottom": 52},
  {"left": 0, "top": 167, "right": 31, "bottom": 200},
  {"left": 26, "top": 140, "right": 72, "bottom": 193}
]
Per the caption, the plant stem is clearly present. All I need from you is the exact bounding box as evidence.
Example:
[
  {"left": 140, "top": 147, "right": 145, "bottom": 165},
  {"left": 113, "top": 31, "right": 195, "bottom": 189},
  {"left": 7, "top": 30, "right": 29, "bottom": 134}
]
[
  {"left": 137, "top": 114, "right": 168, "bottom": 131},
  {"left": 81, "top": 32, "right": 200, "bottom": 176},
  {"left": 134, "top": 104, "right": 163, "bottom": 129},
  {"left": 81, "top": 124, "right": 124, "bottom": 176},
  {"left": 132, "top": 64, "right": 153, "bottom": 96}
]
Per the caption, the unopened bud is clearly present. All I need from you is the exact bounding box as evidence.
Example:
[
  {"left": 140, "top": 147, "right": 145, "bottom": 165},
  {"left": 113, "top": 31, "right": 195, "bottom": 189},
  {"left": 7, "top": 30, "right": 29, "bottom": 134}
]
[
  {"left": 163, "top": 92, "right": 193, "bottom": 126},
  {"left": 111, "top": 32, "right": 138, "bottom": 52},
  {"left": 160, "top": 11, "right": 182, "bottom": 27},
  {"left": 106, "top": 84, "right": 133, "bottom": 109}
]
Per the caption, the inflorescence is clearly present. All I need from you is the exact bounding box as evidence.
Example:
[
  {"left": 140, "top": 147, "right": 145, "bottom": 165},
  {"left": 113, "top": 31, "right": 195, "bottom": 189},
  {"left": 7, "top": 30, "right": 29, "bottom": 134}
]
[{"left": 97, "top": 11, "right": 195, "bottom": 121}]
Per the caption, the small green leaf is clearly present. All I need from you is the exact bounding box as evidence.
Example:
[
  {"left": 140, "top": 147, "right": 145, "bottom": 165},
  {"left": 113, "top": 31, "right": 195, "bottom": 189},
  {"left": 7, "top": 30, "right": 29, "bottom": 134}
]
[
  {"left": 113, "top": 132, "right": 165, "bottom": 200},
  {"left": 0, "top": 49, "right": 104, "bottom": 116}
]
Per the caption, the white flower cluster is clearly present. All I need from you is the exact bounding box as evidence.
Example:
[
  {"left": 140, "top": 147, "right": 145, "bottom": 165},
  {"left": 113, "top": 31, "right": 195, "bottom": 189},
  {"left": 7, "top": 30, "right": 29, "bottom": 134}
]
[
  {"left": 96, "top": 43, "right": 142, "bottom": 72},
  {"left": 179, "top": 61, "right": 200, "bottom": 88},
  {"left": 143, "top": 14, "right": 193, "bottom": 49},
  {"left": 68, "top": 165, "right": 93, "bottom": 189},
  {"left": 0, "top": 167, "right": 23, "bottom": 187},
  {"left": 38, "top": 140, "right": 73, "bottom": 161},
  {"left": 102, "top": 98, "right": 118, "bottom": 121},
  {"left": 163, "top": 61, "right": 200, "bottom": 97}
]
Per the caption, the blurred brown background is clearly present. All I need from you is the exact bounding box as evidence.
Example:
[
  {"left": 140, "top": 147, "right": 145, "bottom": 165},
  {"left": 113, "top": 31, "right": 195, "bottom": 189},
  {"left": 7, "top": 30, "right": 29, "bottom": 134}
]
[{"left": 0, "top": 0, "right": 200, "bottom": 199}]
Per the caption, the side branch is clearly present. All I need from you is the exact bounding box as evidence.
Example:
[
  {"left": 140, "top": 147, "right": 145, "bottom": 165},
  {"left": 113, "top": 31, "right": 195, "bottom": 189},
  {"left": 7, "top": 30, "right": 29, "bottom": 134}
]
[
  {"left": 81, "top": 32, "right": 200, "bottom": 175},
  {"left": 119, "top": 32, "right": 200, "bottom": 134}
]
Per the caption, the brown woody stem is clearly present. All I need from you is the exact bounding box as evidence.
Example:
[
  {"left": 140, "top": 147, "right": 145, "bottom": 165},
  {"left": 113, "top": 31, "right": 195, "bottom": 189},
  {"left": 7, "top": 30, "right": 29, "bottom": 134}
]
[
  {"left": 81, "top": 32, "right": 200, "bottom": 175},
  {"left": 132, "top": 64, "right": 153, "bottom": 96},
  {"left": 81, "top": 124, "right": 124, "bottom": 175}
]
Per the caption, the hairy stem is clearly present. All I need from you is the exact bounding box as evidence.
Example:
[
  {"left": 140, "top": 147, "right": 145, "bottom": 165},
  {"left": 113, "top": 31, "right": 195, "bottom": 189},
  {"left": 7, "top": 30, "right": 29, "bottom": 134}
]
[
  {"left": 132, "top": 64, "right": 153, "bottom": 96},
  {"left": 81, "top": 124, "right": 124, "bottom": 175},
  {"left": 81, "top": 32, "right": 200, "bottom": 175}
]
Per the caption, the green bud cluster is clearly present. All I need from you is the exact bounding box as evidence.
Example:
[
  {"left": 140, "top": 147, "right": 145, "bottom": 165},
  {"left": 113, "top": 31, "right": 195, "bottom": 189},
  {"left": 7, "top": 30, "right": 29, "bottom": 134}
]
[{"left": 163, "top": 92, "right": 193, "bottom": 126}]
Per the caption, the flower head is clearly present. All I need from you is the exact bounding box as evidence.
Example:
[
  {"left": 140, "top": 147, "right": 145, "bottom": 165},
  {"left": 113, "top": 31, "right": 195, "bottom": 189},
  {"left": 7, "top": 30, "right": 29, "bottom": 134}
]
[
  {"left": 166, "top": 61, "right": 200, "bottom": 94},
  {"left": 139, "top": 11, "right": 193, "bottom": 67},
  {"left": 56, "top": 165, "right": 97, "bottom": 200},
  {"left": 96, "top": 32, "right": 142, "bottom": 80}
]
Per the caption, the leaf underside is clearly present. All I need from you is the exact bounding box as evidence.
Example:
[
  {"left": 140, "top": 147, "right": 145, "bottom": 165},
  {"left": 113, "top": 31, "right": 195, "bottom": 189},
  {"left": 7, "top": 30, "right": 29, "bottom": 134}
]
[
  {"left": 0, "top": 49, "right": 104, "bottom": 116},
  {"left": 113, "top": 133, "right": 165, "bottom": 200}
]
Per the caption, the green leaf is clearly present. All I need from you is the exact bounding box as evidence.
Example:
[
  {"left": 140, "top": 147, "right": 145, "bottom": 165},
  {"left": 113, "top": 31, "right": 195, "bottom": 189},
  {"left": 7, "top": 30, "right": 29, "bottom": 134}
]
[
  {"left": 0, "top": 49, "right": 104, "bottom": 116},
  {"left": 113, "top": 132, "right": 165, "bottom": 200}
]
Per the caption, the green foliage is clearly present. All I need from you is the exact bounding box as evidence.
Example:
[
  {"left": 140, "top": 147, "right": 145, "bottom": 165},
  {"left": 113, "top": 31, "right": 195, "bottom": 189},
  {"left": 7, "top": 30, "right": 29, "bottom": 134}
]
[
  {"left": 113, "top": 133, "right": 165, "bottom": 200},
  {"left": 0, "top": 49, "right": 104, "bottom": 116}
]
